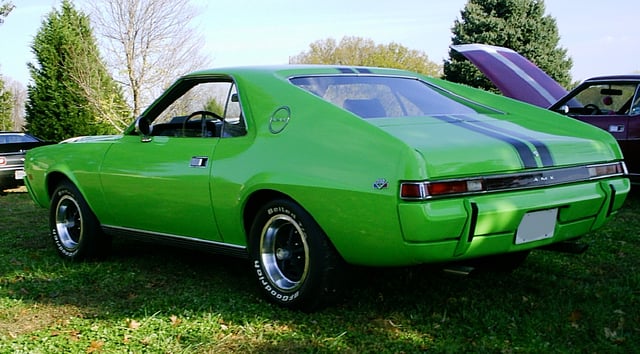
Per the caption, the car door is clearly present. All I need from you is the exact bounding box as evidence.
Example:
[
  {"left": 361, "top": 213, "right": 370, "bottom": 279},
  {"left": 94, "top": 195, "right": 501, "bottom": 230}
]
[
  {"left": 557, "top": 81, "right": 634, "bottom": 138},
  {"left": 100, "top": 135, "right": 220, "bottom": 240},
  {"left": 552, "top": 81, "right": 639, "bottom": 176},
  {"left": 99, "top": 78, "right": 239, "bottom": 241},
  {"left": 618, "top": 86, "right": 640, "bottom": 178}
]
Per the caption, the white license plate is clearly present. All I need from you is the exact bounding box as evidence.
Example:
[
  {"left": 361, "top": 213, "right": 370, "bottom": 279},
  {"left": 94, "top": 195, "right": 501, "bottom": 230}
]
[
  {"left": 515, "top": 209, "right": 557, "bottom": 244},
  {"left": 14, "top": 170, "right": 26, "bottom": 180}
]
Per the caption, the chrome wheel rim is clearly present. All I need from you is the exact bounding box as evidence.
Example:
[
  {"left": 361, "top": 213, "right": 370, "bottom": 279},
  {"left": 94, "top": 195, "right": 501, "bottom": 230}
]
[
  {"left": 260, "top": 214, "right": 309, "bottom": 292},
  {"left": 55, "top": 195, "right": 83, "bottom": 251}
]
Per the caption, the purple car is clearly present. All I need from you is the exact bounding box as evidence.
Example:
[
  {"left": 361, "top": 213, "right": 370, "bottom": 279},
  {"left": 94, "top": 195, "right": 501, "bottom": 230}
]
[
  {"left": 453, "top": 44, "right": 640, "bottom": 182},
  {"left": 0, "top": 132, "right": 51, "bottom": 193}
]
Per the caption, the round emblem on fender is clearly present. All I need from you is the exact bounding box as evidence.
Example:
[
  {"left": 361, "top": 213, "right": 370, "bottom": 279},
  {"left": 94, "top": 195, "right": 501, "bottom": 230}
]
[{"left": 269, "top": 106, "right": 291, "bottom": 134}]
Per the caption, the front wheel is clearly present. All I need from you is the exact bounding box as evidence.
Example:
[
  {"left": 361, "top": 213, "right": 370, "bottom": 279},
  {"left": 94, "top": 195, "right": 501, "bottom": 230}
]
[
  {"left": 249, "top": 199, "right": 343, "bottom": 311},
  {"left": 50, "top": 181, "right": 110, "bottom": 261}
]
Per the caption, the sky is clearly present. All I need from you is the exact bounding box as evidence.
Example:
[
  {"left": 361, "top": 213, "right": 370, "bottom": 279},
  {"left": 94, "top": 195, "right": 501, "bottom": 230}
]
[{"left": 0, "top": 0, "right": 638, "bottom": 87}]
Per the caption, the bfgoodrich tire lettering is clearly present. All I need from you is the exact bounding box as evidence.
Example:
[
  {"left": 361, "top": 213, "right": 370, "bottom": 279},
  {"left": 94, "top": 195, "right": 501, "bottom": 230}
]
[
  {"left": 249, "top": 199, "right": 343, "bottom": 311},
  {"left": 50, "top": 181, "right": 110, "bottom": 261}
]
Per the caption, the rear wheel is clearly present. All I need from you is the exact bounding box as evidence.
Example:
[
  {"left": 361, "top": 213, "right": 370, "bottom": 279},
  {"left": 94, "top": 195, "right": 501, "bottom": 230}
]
[
  {"left": 50, "top": 181, "right": 110, "bottom": 261},
  {"left": 249, "top": 199, "right": 343, "bottom": 311}
]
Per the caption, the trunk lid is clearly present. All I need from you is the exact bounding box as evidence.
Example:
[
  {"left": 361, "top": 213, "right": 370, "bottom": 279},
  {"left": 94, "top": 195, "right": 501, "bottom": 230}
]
[{"left": 370, "top": 113, "right": 618, "bottom": 179}]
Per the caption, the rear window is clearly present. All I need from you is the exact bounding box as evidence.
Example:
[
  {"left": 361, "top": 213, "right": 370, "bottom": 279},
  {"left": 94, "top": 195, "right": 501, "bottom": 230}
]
[{"left": 290, "top": 75, "right": 501, "bottom": 118}]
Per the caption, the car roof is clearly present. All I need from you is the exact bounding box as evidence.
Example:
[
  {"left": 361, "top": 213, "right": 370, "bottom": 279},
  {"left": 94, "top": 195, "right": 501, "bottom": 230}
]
[
  {"left": 583, "top": 75, "right": 640, "bottom": 82},
  {"left": 183, "top": 65, "right": 417, "bottom": 80},
  {"left": 0, "top": 132, "right": 29, "bottom": 135}
]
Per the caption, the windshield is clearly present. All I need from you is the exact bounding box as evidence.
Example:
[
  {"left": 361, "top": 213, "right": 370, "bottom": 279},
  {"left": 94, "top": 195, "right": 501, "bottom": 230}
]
[
  {"left": 290, "top": 75, "right": 502, "bottom": 118},
  {"left": 0, "top": 134, "right": 39, "bottom": 144}
]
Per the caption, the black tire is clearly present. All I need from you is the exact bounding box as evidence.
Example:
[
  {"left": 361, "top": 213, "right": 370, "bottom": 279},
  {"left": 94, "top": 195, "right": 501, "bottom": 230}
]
[
  {"left": 249, "top": 199, "right": 343, "bottom": 311},
  {"left": 50, "top": 181, "right": 111, "bottom": 261}
]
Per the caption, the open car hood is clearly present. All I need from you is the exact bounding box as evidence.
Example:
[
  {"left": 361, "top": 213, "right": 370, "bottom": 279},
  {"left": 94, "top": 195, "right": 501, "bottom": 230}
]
[{"left": 451, "top": 44, "right": 568, "bottom": 108}]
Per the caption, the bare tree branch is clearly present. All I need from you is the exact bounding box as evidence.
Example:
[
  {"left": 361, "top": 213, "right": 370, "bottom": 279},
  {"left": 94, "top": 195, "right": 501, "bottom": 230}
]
[
  {"left": 3, "top": 77, "right": 26, "bottom": 130},
  {"left": 89, "top": 0, "right": 210, "bottom": 116},
  {"left": 65, "top": 39, "right": 131, "bottom": 133},
  {"left": 0, "top": 1, "right": 15, "bottom": 24}
]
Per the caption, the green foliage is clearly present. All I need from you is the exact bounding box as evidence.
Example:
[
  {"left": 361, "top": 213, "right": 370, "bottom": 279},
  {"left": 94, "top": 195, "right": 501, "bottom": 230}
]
[
  {"left": 291, "top": 36, "right": 442, "bottom": 76},
  {"left": 1, "top": 190, "right": 639, "bottom": 352},
  {"left": 24, "top": 0, "right": 130, "bottom": 141},
  {"left": 0, "top": 1, "right": 14, "bottom": 24},
  {"left": 444, "top": 0, "right": 573, "bottom": 90},
  {"left": 0, "top": 76, "right": 12, "bottom": 130},
  {"left": 204, "top": 97, "right": 224, "bottom": 117}
]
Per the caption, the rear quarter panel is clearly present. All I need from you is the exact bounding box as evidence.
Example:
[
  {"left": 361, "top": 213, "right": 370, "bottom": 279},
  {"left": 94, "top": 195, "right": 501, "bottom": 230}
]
[
  {"left": 210, "top": 72, "right": 423, "bottom": 255},
  {"left": 214, "top": 71, "right": 627, "bottom": 264}
]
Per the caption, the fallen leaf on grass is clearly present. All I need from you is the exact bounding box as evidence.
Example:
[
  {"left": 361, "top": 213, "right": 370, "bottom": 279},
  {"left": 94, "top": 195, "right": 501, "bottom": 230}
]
[
  {"left": 127, "top": 319, "right": 141, "bottom": 329},
  {"left": 87, "top": 340, "right": 104, "bottom": 353},
  {"left": 568, "top": 310, "right": 582, "bottom": 324}
]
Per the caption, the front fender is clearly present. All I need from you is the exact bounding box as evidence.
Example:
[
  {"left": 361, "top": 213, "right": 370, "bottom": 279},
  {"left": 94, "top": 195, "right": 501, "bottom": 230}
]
[{"left": 25, "top": 141, "right": 114, "bottom": 220}]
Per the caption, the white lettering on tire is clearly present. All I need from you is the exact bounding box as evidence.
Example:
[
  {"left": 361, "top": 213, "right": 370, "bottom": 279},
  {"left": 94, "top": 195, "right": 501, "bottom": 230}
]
[{"left": 253, "top": 260, "right": 299, "bottom": 302}]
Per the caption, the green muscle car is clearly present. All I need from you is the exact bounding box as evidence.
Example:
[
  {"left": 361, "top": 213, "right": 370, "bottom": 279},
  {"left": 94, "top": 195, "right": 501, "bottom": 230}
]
[{"left": 24, "top": 65, "right": 629, "bottom": 310}]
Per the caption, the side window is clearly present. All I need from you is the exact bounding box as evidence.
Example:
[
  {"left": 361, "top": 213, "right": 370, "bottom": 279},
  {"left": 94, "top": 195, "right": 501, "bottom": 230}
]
[
  {"left": 630, "top": 86, "right": 640, "bottom": 116},
  {"left": 572, "top": 83, "right": 637, "bottom": 115},
  {"left": 149, "top": 80, "right": 246, "bottom": 138},
  {"left": 220, "top": 83, "right": 247, "bottom": 137}
]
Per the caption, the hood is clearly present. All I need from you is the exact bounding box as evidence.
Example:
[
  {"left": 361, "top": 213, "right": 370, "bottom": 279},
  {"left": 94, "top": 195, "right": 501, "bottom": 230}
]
[
  {"left": 370, "top": 114, "right": 617, "bottom": 179},
  {"left": 0, "top": 141, "right": 52, "bottom": 154},
  {"left": 451, "top": 44, "right": 568, "bottom": 108},
  {"left": 60, "top": 135, "right": 122, "bottom": 144}
]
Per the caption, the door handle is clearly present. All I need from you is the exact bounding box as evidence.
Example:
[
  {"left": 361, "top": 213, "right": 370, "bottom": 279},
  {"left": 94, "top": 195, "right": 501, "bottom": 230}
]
[
  {"left": 190, "top": 156, "right": 208, "bottom": 168},
  {"left": 608, "top": 125, "right": 625, "bottom": 133}
]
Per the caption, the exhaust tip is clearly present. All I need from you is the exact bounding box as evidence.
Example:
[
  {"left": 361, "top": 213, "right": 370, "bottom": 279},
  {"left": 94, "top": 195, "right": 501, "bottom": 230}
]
[{"left": 443, "top": 265, "right": 476, "bottom": 276}]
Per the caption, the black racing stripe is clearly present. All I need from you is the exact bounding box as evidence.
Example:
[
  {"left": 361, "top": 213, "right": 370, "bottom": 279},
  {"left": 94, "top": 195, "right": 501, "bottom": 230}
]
[
  {"left": 459, "top": 116, "right": 555, "bottom": 167},
  {"left": 433, "top": 115, "right": 538, "bottom": 168},
  {"left": 337, "top": 67, "right": 356, "bottom": 73}
]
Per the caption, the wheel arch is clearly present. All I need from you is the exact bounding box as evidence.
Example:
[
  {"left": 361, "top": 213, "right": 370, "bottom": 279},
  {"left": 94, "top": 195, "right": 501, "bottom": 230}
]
[
  {"left": 46, "top": 171, "right": 73, "bottom": 199},
  {"left": 241, "top": 189, "right": 343, "bottom": 260},
  {"left": 242, "top": 189, "right": 292, "bottom": 244},
  {"left": 45, "top": 172, "right": 100, "bottom": 221}
]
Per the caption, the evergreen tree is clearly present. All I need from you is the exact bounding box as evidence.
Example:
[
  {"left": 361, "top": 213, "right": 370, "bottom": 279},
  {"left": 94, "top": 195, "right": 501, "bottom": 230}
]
[
  {"left": 0, "top": 75, "right": 12, "bottom": 130},
  {"left": 25, "top": 0, "right": 130, "bottom": 141},
  {"left": 443, "top": 0, "right": 573, "bottom": 91}
]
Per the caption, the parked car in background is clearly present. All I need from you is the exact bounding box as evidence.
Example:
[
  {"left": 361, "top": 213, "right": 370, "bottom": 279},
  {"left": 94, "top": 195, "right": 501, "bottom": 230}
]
[
  {"left": 0, "top": 132, "right": 51, "bottom": 194},
  {"left": 24, "top": 65, "right": 629, "bottom": 310},
  {"left": 452, "top": 43, "right": 640, "bottom": 182}
]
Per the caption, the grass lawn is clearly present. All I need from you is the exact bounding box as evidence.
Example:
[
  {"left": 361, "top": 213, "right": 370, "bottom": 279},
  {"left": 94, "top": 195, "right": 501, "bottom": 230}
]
[{"left": 1, "top": 188, "right": 638, "bottom": 353}]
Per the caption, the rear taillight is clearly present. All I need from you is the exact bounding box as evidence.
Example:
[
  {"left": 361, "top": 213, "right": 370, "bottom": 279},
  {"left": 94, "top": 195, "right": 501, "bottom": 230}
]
[
  {"left": 588, "top": 162, "right": 626, "bottom": 178},
  {"left": 400, "top": 161, "right": 626, "bottom": 201},
  {"left": 400, "top": 179, "right": 484, "bottom": 200}
]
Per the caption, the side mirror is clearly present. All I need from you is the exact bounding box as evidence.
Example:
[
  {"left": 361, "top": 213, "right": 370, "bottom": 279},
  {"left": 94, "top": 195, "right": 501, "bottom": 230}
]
[
  {"left": 555, "top": 105, "right": 570, "bottom": 115},
  {"left": 134, "top": 116, "right": 153, "bottom": 142}
]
